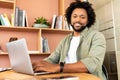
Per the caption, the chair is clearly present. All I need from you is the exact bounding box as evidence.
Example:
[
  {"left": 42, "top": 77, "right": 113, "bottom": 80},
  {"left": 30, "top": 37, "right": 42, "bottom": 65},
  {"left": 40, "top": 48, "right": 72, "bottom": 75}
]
[{"left": 102, "top": 65, "right": 109, "bottom": 80}]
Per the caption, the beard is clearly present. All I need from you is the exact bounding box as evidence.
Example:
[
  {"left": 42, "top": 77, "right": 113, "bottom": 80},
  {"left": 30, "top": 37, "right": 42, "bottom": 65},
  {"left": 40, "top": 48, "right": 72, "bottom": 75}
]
[{"left": 71, "top": 22, "right": 87, "bottom": 32}]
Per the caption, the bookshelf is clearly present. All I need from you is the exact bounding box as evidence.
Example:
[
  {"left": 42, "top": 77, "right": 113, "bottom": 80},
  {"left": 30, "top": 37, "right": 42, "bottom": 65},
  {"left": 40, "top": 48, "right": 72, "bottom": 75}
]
[
  {"left": 0, "top": 0, "right": 73, "bottom": 67},
  {"left": 0, "top": 0, "right": 15, "bottom": 9},
  {"left": 0, "top": 26, "right": 72, "bottom": 54},
  {"left": 0, "top": 26, "right": 72, "bottom": 67}
]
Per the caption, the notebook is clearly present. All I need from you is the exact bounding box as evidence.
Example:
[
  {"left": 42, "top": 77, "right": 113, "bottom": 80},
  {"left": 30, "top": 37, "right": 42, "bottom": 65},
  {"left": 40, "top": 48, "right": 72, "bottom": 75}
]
[{"left": 6, "top": 38, "right": 50, "bottom": 75}]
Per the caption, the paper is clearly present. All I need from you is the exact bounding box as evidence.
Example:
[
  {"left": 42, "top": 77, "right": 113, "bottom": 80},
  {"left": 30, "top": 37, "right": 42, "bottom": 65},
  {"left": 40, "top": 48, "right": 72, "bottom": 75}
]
[{"left": 0, "top": 68, "right": 11, "bottom": 72}]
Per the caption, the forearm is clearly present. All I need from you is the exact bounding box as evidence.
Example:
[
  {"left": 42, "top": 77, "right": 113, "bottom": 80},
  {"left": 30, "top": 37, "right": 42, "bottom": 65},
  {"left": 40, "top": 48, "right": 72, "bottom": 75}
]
[{"left": 63, "top": 61, "right": 88, "bottom": 73}]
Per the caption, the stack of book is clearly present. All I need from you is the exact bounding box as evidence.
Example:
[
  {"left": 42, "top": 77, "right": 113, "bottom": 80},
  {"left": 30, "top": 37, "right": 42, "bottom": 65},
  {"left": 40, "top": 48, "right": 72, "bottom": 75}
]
[
  {"left": 0, "top": 13, "right": 11, "bottom": 26},
  {"left": 41, "top": 37, "right": 50, "bottom": 53},
  {"left": 51, "top": 15, "right": 73, "bottom": 30},
  {"left": 14, "top": 7, "right": 28, "bottom": 27},
  {"left": 0, "top": 7, "right": 28, "bottom": 27},
  {"left": 51, "top": 15, "right": 63, "bottom": 29}
]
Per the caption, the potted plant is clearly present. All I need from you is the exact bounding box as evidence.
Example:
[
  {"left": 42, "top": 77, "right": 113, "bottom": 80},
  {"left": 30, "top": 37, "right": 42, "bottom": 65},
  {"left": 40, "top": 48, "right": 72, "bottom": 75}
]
[{"left": 33, "top": 17, "right": 50, "bottom": 28}]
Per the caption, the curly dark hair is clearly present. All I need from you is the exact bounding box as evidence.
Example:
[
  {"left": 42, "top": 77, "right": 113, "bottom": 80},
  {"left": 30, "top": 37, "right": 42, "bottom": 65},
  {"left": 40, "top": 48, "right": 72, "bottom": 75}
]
[{"left": 65, "top": 1, "right": 96, "bottom": 28}]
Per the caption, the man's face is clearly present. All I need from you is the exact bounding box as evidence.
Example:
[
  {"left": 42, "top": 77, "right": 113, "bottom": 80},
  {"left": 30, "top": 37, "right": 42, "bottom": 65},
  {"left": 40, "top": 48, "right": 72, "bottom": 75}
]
[{"left": 71, "top": 8, "right": 88, "bottom": 32}]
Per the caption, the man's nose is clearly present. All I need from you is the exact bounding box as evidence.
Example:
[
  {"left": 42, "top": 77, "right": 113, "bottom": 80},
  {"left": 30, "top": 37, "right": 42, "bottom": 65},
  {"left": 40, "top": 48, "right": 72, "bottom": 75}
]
[{"left": 76, "top": 17, "right": 81, "bottom": 22}]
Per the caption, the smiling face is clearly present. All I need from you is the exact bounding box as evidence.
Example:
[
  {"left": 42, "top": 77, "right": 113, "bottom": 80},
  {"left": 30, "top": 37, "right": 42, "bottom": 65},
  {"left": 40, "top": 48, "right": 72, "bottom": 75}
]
[{"left": 71, "top": 8, "right": 88, "bottom": 32}]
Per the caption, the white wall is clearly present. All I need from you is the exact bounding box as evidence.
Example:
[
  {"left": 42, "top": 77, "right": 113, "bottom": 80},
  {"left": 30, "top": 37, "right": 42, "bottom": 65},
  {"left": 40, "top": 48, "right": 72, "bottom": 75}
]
[{"left": 112, "top": 0, "right": 120, "bottom": 79}]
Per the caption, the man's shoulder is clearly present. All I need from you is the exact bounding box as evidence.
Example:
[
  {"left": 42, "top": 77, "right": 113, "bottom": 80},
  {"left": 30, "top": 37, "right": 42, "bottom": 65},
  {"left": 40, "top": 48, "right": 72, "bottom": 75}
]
[
  {"left": 88, "top": 30, "right": 105, "bottom": 40},
  {"left": 89, "top": 29, "right": 104, "bottom": 36},
  {"left": 85, "top": 29, "right": 105, "bottom": 39}
]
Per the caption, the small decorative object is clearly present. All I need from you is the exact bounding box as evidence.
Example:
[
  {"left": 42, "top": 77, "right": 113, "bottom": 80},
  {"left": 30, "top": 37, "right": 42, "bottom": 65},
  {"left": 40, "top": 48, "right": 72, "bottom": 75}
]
[
  {"left": 9, "top": 37, "right": 18, "bottom": 42},
  {"left": 33, "top": 17, "right": 50, "bottom": 28}
]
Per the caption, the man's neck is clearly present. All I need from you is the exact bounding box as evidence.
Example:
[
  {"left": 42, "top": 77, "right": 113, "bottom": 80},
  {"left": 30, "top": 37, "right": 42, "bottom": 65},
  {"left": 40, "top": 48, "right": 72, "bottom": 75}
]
[{"left": 73, "top": 31, "right": 80, "bottom": 37}]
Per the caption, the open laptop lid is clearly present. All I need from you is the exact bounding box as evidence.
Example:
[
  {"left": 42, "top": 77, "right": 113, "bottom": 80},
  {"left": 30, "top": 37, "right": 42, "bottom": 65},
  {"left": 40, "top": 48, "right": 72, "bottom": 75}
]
[{"left": 6, "top": 38, "right": 34, "bottom": 75}]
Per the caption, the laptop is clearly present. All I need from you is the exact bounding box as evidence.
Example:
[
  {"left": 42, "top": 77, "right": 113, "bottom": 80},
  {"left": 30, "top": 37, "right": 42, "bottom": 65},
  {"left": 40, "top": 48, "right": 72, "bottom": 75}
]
[{"left": 6, "top": 38, "right": 50, "bottom": 75}]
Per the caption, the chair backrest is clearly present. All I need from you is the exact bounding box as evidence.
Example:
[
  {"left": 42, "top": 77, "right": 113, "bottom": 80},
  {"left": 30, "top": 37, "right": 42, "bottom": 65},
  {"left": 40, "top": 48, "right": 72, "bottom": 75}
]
[{"left": 102, "top": 65, "right": 109, "bottom": 80}]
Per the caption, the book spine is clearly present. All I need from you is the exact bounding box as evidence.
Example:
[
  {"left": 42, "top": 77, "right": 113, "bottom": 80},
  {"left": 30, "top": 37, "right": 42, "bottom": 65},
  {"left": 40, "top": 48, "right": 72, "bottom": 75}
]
[
  {"left": 18, "top": 9, "right": 23, "bottom": 27},
  {"left": 11, "top": 13, "right": 14, "bottom": 26},
  {"left": 25, "top": 13, "right": 29, "bottom": 27},
  {"left": 0, "top": 14, "right": 10, "bottom": 26},
  {"left": 14, "top": 7, "right": 19, "bottom": 26},
  {"left": 22, "top": 10, "right": 26, "bottom": 27},
  {"left": 51, "top": 15, "right": 57, "bottom": 29},
  {"left": 55, "top": 15, "right": 63, "bottom": 29},
  {"left": 3, "top": 13, "right": 11, "bottom": 26},
  {"left": 0, "top": 15, "right": 5, "bottom": 25},
  {"left": 18, "top": 9, "right": 26, "bottom": 27},
  {"left": 43, "top": 38, "right": 50, "bottom": 53}
]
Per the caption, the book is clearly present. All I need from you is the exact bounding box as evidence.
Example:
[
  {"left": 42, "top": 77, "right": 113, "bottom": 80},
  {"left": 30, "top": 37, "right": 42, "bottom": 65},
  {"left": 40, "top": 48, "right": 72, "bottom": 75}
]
[
  {"left": 14, "top": 7, "right": 26, "bottom": 27},
  {"left": 51, "top": 14, "right": 57, "bottom": 29},
  {"left": 18, "top": 9, "right": 26, "bottom": 27},
  {"left": 0, "top": 14, "right": 11, "bottom": 26},
  {"left": 0, "top": 14, "right": 6, "bottom": 26},
  {"left": 0, "top": 68, "right": 12, "bottom": 72},
  {"left": 3, "top": 13, "right": 11, "bottom": 26},
  {"left": 0, "top": 14, "right": 5, "bottom": 25},
  {"left": 11, "top": 13, "right": 14, "bottom": 26},
  {"left": 40, "top": 37, "right": 44, "bottom": 53},
  {"left": 25, "top": 13, "right": 29, "bottom": 27},
  {"left": 42, "top": 38, "right": 50, "bottom": 53},
  {"left": 14, "top": 7, "right": 20, "bottom": 26},
  {"left": 64, "top": 17, "right": 69, "bottom": 30},
  {"left": 54, "top": 15, "right": 62, "bottom": 29},
  {"left": 64, "top": 17, "right": 73, "bottom": 30},
  {"left": 0, "top": 19, "right": 1, "bottom": 25}
]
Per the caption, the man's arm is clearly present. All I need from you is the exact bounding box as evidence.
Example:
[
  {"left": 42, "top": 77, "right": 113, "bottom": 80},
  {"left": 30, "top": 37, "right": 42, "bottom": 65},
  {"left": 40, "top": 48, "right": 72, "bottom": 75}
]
[
  {"left": 32, "top": 61, "right": 88, "bottom": 73},
  {"left": 63, "top": 61, "right": 88, "bottom": 73}
]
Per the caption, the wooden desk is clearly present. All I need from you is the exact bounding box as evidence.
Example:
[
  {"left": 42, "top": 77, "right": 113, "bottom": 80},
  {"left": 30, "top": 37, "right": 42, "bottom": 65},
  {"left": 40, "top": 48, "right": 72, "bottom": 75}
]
[{"left": 0, "top": 70, "right": 100, "bottom": 80}]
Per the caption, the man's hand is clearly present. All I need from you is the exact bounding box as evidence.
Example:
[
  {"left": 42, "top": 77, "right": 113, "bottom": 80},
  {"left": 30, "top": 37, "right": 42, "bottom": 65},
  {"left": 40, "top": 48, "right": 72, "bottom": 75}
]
[{"left": 32, "top": 61, "right": 60, "bottom": 73}]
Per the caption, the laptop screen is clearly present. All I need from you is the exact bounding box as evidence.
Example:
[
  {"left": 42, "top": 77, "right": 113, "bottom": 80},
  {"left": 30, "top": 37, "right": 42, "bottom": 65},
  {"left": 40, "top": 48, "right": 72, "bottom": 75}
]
[{"left": 6, "top": 38, "right": 34, "bottom": 75}]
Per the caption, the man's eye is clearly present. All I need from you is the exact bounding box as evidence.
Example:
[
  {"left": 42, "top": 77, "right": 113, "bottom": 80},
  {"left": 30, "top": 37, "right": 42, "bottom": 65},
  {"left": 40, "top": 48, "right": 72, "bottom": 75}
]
[
  {"left": 73, "top": 16, "right": 77, "bottom": 18},
  {"left": 81, "top": 17, "right": 86, "bottom": 19}
]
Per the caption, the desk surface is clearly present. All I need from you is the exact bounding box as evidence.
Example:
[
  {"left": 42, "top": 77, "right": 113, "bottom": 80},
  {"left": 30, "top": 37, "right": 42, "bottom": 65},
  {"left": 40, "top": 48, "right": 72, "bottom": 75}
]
[{"left": 0, "top": 70, "right": 100, "bottom": 80}]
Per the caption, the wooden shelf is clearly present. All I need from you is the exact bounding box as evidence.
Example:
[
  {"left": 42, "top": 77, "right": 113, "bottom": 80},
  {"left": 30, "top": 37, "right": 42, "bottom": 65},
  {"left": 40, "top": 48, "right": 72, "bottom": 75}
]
[
  {"left": 0, "top": 0, "right": 15, "bottom": 9},
  {"left": 0, "top": 26, "right": 73, "bottom": 33},
  {"left": 0, "top": 51, "right": 51, "bottom": 55},
  {"left": 0, "top": 0, "right": 14, "bottom": 3},
  {"left": 0, "top": 26, "right": 40, "bottom": 32},
  {"left": 41, "top": 28, "right": 73, "bottom": 33},
  {"left": 0, "top": 26, "right": 72, "bottom": 53}
]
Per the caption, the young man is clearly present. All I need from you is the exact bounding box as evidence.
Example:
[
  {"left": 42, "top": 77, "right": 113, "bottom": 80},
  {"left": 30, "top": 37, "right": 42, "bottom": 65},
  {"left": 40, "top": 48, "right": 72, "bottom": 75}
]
[{"left": 33, "top": 1, "right": 106, "bottom": 80}]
